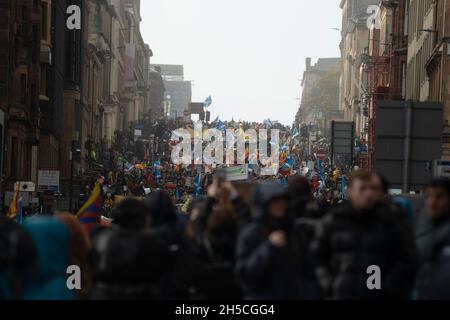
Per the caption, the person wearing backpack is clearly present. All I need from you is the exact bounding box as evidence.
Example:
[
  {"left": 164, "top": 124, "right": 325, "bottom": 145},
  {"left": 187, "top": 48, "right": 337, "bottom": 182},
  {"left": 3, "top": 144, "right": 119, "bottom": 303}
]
[
  {"left": 145, "top": 191, "right": 196, "bottom": 299},
  {"left": 189, "top": 182, "right": 243, "bottom": 299},
  {"left": 90, "top": 199, "right": 170, "bottom": 299}
]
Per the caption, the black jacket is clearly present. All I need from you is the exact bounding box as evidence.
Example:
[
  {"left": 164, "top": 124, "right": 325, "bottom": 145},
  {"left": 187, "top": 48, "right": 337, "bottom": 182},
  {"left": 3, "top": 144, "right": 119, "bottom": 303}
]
[
  {"left": 312, "top": 202, "right": 417, "bottom": 300},
  {"left": 190, "top": 197, "right": 242, "bottom": 300},
  {"left": 145, "top": 191, "right": 196, "bottom": 299},
  {"left": 90, "top": 227, "right": 170, "bottom": 300}
]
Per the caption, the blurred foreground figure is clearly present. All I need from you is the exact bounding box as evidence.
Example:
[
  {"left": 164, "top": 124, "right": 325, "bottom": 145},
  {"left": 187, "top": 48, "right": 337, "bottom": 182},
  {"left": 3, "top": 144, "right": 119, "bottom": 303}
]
[
  {"left": 0, "top": 217, "right": 35, "bottom": 300},
  {"left": 188, "top": 180, "right": 242, "bottom": 299},
  {"left": 21, "top": 217, "right": 74, "bottom": 300},
  {"left": 313, "top": 171, "right": 416, "bottom": 299},
  {"left": 55, "top": 213, "right": 92, "bottom": 299},
  {"left": 370, "top": 172, "right": 414, "bottom": 222},
  {"left": 235, "top": 182, "right": 321, "bottom": 300},
  {"left": 287, "top": 176, "right": 323, "bottom": 243},
  {"left": 145, "top": 191, "right": 196, "bottom": 299},
  {"left": 416, "top": 179, "right": 450, "bottom": 299},
  {"left": 91, "top": 199, "right": 170, "bottom": 299}
]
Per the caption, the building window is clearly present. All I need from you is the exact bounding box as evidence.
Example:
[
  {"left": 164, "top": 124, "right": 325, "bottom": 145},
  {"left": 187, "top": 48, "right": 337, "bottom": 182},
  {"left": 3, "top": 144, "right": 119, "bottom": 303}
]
[
  {"left": 41, "top": 2, "right": 48, "bottom": 41},
  {"left": 66, "top": 31, "right": 80, "bottom": 84},
  {"left": 32, "top": 25, "right": 38, "bottom": 63},
  {"left": 22, "top": 5, "right": 27, "bottom": 21},
  {"left": 40, "top": 65, "right": 48, "bottom": 97},
  {"left": 401, "top": 62, "right": 406, "bottom": 99},
  {"left": 403, "top": 0, "right": 409, "bottom": 36},
  {"left": 31, "top": 83, "right": 36, "bottom": 105},
  {"left": 0, "top": 62, "right": 6, "bottom": 100},
  {"left": 20, "top": 74, "right": 27, "bottom": 105},
  {"left": 11, "top": 137, "right": 18, "bottom": 178}
]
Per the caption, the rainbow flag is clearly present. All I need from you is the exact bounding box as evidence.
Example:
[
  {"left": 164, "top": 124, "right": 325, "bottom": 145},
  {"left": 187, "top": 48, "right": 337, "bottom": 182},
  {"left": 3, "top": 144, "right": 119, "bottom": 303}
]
[
  {"left": 77, "top": 183, "right": 103, "bottom": 232},
  {"left": 7, "top": 184, "right": 20, "bottom": 220}
]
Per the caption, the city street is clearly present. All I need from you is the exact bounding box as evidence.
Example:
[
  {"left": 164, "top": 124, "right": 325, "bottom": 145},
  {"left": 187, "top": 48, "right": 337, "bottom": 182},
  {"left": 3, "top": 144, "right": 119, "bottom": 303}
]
[{"left": 1, "top": 0, "right": 450, "bottom": 307}]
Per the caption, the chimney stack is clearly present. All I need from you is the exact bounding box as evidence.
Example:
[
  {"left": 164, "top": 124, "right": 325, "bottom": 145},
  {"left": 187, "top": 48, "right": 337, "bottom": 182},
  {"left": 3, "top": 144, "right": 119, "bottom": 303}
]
[{"left": 306, "top": 57, "right": 312, "bottom": 70}]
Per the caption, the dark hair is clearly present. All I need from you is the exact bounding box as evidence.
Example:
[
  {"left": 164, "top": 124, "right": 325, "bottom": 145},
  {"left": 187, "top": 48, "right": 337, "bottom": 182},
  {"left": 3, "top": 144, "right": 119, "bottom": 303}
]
[
  {"left": 287, "top": 176, "right": 311, "bottom": 201},
  {"left": 112, "top": 198, "right": 148, "bottom": 230},
  {"left": 348, "top": 170, "right": 371, "bottom": 188},
  {"left": 206, "top": 207, "right": 237, "bottom": 237},
  {"left": 427, "top": 178, "right": 450, "bottom": 195},
  {"left": 372, "top": 172, "right": 389, "bottom": 194},
  {"left": 145, "top": 191, "right": 177, "bottom": 226}
]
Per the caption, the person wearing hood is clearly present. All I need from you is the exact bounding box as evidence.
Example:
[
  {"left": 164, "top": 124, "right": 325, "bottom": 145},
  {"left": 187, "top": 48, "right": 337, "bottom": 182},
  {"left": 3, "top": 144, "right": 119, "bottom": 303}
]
[
  {"left": 90, "top": 198, "right": 170, "bottom": 299},
  {"left": 415, "top": 178, "right": 450, "bottom": 299},
  {"left": 287, "top": 176, "right": 324, "bottom": 244},
  {"left": 235, "top": 181, "right": 321, "bottom": 300},
  {"left": 145, "top": 191, "right": 196, "bottom": 299},
  {"left": 21, "top": 216, "right": 74, "bottom": 300},
  {"left": 145, "top": 190, "right": 179, "bottom": 244}
]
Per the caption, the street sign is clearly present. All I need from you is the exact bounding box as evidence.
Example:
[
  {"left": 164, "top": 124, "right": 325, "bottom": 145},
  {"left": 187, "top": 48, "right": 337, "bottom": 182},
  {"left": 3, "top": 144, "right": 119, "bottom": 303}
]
[
  {"left": 434, "top": 160, "right": 450, "bottom": 179},
  {"left": 331, "top": 121, "right": 355, "bottom": 167},
  {"left": 14, "top": 181, "right": 36, "bottom": 192},
  {"left": 225, "top": 165, "right": 249, "bottom": 181},
  {"left": 317, "top": 149, "right": 327, "bottom": 161},
  {"left": 374, "top": 101, "right": 443, "bottom": 192},
  {"left": 189, "top": 103, "right": 204, "bottom": 114},
  {"left": 38, "top": 170, "right": 60, "bottom": 192},
  {"left": 134, "top": 129, "right": 142, "bottom": 137}
]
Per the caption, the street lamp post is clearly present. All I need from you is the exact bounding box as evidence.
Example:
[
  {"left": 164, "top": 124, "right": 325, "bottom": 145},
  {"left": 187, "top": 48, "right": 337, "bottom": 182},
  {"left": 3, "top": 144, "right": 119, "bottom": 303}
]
[
  {"left": 69, "top": 140, "right": 81, "bottom": 213},
  {"left": 69, "top": 140, "right": 75, "bottom": 213}
]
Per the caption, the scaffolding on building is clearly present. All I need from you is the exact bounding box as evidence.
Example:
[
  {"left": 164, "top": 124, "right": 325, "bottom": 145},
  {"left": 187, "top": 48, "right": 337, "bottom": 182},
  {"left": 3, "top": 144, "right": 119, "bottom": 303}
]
[{"left": 360, "top": 1, "right": 408, "bottom": 171}]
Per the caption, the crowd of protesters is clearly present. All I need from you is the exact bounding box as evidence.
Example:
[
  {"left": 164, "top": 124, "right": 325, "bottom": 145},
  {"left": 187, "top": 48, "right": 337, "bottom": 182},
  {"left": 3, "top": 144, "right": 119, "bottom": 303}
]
[
  {"left": 2, "top": 168, "right": 450, "bottom": 300},
  {"left": 2, "top": 119, "right": 450, "bottom": 300}
]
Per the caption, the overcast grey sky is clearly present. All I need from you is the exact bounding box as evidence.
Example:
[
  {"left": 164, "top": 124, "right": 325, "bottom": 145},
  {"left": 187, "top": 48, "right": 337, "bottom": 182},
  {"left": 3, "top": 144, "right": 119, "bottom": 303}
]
[{"left": 140, "top": 0, "right": 341, "bottom": 125}]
